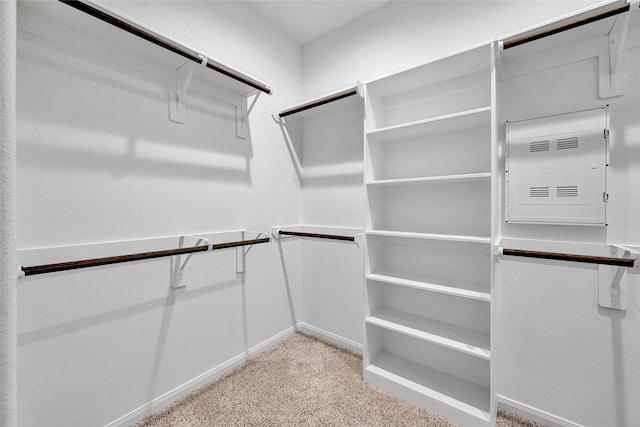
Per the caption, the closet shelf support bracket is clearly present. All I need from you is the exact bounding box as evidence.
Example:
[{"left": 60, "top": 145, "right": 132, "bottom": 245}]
[
  {"left": 169, "top": 56, "right": 208, "bottom": 124},
  {"left": 172, "top": 235, "right": 212, "bottom": 288},
  {"left": 598, "top": 245, "right": 639, "bottom": 311},
  {"left": 235, "top": 231, "right": 267, "bottom": 274},
  {"left": 600, "top": 8, "right": 631, "bottom": 98}
]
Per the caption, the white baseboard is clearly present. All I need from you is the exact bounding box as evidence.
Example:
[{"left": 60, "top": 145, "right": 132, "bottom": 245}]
[
  {"left": 296, "top": 322, "right": 363, "bottom": 354},
  {"left": 105, "top": 326, "right": 297, "bottom": 427},
  {"left": 496, "top": 395, "right": 585, "bottom": 427}
]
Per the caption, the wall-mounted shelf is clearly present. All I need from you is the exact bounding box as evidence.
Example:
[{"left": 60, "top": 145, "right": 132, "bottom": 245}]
[
  {"left": 498, "top": 1, "right": 638, "bottom": 98},
  {"left": 37, "top": 0, "right": 272, "bottom": 129},
  {"left": 60, "top": 0, "right": 271, "bottom": 95},
  {"left": 18, "top": 230, "right": 269, "bottom": 280},
  {"left": 275, "top": 84, "right": 364, "bottom": 183},
  {"left": 279, "top": 85, "right": 362, "bottom": 119},
  {"left": 500, "top": 247, "right": 635, "bottom": 267},
  {"left": 273, "top": 226, "right": 364, "bottom": 245},
  {"left": 501, "top": 1, "right": 630, "bottom": 51}
]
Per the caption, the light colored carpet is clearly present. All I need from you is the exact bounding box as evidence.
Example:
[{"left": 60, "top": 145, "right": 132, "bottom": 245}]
[{"left": 134, "top": 333, "right": 543, "bottom": 427}]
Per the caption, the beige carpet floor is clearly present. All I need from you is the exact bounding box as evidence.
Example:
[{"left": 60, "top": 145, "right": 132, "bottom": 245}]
[{"left": 134, "top": 333, "right": 543, "bottom": 427}]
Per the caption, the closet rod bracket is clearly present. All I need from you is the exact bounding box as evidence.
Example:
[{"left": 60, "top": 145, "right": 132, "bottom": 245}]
[
  {"left": 169, "top": 56, "right": 208, "bottom": 124},
  {"left": 172, "top": 235, "right": 212, "bottom": 288},
  {"left": 600, "top": 7, "right": 631, "bottom": 98},
  {"left": 235, "top": 231, "right": 268, "bottom": 273},
  {"left": 598, "top": 245, "right": 639, "bottom": 310}
]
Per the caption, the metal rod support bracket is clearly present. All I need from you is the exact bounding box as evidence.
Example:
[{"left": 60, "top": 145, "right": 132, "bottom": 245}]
[
  {"left": 172, "top": 235, "right": 211, "bottom": 288},
  {"left": 170, "top": 56, "right": 208, "bottom": 123},
  {"left": 598, "top": 244, "right": 640, "bottom": 310},
  {"left": 600, "top": 6, "right": 631, "bottom": 98}
]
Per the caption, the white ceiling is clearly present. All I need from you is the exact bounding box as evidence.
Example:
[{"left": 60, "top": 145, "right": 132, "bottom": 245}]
[{"left": 243, "top": 1, "right": 390, "bottom": 45}]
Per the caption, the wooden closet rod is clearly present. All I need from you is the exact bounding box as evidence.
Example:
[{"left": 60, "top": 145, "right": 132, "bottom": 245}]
[
  {"left": 503, "top": 2, "right": 630, "bottom": 49},
  {"left": 58, "top": 0, "right": 272, "bottom": 95},
  {"left": 278, "top": 230, "right": 355, "bottom": 242},
  {"left": 279, "top": 87, "right": 358, "bottom": 118},
  {"left": 21, "top": 237, "right": 270, "bottom": 276},
  {"left": 502, "top": 248, "right": 635, "bottom": 267}
]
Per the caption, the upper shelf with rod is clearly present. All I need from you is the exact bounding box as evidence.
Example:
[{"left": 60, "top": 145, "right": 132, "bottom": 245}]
[
  {"left": 501, "top": 1, "right": 632, "bottom": 51},
  {"left": 498, "top": 0, "right": 639, "bottom": 98},
  {"left": 57, "top": 0, "right": 272, "bottom": 96},
  {"left": 272, "top": 226, "right": 364, "bottom": 246},
  {"left": 19, "top": 0, "right": 272, "bottom": 129},
  {"left": 277, "top": 83, "right": 363, "bottom": 121}
]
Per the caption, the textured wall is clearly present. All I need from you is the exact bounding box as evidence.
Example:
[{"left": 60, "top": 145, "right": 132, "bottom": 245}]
[{"left": 16, "top": 2, "right": 303, "bottom": 425}]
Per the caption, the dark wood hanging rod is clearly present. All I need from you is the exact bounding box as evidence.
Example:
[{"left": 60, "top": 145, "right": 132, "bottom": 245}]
[
  {"left": 58, "top": 0, "right": 272, "bottom": 95},
  {"left": 503, "top": 2, "right": 630, "bottom": 50},
  {"left": 21, "top": 237, "right": 270, "bottom": 276},
  {"left": 279, "top": 87, "right": 359, "bottom": 118},
  {"left": 278, "top": 230, "right": 355, "bottom": 242},
  {"left": 502, "top": 248, "right": 635, "bottom": 267}
]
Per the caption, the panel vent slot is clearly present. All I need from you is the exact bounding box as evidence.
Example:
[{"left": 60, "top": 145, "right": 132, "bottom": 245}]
[
  {"left": 557, "top": 137, "right": 579, "bottom": 150},
  {"left": 529, "top": 140, "right": 550, "bottom": 152},
  {"left": 557, "top": 186, "right": 578, "bottom": 197},
  {"left": 530, "top": 186, "right": 549, "bottom": 198}
]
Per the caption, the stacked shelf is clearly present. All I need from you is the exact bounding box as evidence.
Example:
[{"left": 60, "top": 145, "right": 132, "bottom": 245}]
[{"left": 363, "top": 43, "right": 494, "bottom": 427}]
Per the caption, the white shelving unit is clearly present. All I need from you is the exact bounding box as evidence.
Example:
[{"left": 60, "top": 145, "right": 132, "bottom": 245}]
[{"left": 363, "top": 42, "right": 495, "bottom": 427}]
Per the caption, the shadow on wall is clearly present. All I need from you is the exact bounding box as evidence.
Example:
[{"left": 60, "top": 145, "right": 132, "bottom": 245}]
[
  {"left": 273, "top": 99, "right": 364, "bottom": 188},
  {"left": 598, "top": 292, "right": 633, "bottom": 427},
  {"left": 17, "top": 272, "right": 243, "bottom": 348},
  {"left": 17, "top": 27, "right": 255, "bottom": 185}
]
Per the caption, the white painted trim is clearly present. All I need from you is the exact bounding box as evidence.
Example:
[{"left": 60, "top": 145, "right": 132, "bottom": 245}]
[
  {"left": 496, "top": 395, "right": 585, "bottom": 427},
  {"left": 0, "top": 2, "right": 18, "bottom": 426},
  {"left": 297, "top": 322, "right": 363, "bottom": 354},
  {"left": 105, "top": 327, "right": 297, "bottom": 427}
]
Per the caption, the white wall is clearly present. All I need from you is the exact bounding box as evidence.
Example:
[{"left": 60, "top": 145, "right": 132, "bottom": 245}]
[
  {"left": 298, "top": 99, "right": 365, "bottom": 349},
  {"left": 495, "top": 16, "right": 640, "bottom": 426},
  {"left": 302, "top": 1, "right": 640, "bottom": 426},
  {"left": 302, "top": 1, "right": 604, "bottom": 99},
  {"left": 16, "top": 1, "right": 303, "bottom": 426}
]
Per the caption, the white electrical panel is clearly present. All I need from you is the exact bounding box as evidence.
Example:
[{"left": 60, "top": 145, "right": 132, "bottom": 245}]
[{"left": 506, "top": 108, "right": 608, "bottom": 225}]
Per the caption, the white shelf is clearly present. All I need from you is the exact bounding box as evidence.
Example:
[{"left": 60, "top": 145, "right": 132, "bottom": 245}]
[
  {"left": 273, "top": 225, "right": 364, "bottom": 244},
  {"left": 367, "top": 308, "right": 490, "bottom": 360},
  {"left": 501, "top": 2, "right": 633, "bottom": 62},
  {"left": 367, "top": 271, "right": 490, "bottom": 302},
  {"left": 367, "top": 230, "right": 491, "bottom": 244},
  {"left": 366, "top": 172, "right": 490, "bottom": 186},
  {"left": 365, "top": 352, "right": 491, "bottom": 426},
  {"left": 367, "top": 107, "right": 491, "bottom": 142},
  {"left": 21, "top": 1, "right": 270, "bottom": 97},
  {"left": 279, "top": 85, "right": 362, "bottom": 121},
  {"left": 365, "top": 43, "right": 491, "bottom": 97}
]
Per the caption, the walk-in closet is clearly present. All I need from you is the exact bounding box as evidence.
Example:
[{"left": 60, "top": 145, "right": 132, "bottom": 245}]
[{"left": 1, "top": 1, "right": 639, "bottom": 426}]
